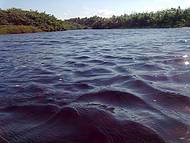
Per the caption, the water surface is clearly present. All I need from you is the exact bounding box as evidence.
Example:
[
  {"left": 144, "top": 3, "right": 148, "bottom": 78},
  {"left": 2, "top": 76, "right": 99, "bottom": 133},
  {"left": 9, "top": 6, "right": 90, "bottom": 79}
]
[{"left": 0, "top": 29, "right": 190, "bottom": 143}]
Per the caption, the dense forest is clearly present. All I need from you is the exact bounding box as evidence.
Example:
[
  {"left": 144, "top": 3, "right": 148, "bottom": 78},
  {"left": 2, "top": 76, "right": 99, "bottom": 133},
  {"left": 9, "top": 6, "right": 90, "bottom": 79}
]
[
  {"left": 67, "top": 7, "right": 190, "bottom": 29},
  {"left": 1, "top": 7, "right": 190, "bottom": 34},
  {"left": 0, "top": 8, "right": 83, "bottom": 34}
]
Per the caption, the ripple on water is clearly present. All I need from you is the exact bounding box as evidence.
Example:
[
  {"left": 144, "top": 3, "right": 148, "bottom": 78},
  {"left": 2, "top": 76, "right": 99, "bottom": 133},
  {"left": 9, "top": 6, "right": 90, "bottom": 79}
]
[
  {"left": 75, "top": 67, "right": 113, "bottom": 77},
  {"left": 0, "top": 29, "right": 190, "bottom": 143}
]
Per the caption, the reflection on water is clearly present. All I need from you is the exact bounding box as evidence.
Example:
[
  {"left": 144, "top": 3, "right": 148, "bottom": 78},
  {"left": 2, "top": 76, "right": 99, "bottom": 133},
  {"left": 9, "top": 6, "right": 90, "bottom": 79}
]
[
  {"left": 183, "top": 55, "right": 188, "bottom": 58},
  {"left": 185, "top": 61, "right": 189, "bottom": 65},
  {"left": 0, "top": 29, "right": 190, "bottom": 143},
  {"left": 183, "top": 55, "right": 190, "bottom": 65}
]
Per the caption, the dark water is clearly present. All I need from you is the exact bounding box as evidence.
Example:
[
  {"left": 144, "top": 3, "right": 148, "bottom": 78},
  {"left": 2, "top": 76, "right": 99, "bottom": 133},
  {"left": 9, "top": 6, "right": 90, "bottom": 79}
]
[{"left": 0, "top": 29, "right": 190, "bottom": 143}]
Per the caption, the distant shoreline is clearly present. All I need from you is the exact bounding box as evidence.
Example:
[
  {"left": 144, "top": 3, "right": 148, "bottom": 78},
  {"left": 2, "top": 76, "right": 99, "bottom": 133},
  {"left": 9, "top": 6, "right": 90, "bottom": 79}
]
[
  {"left": 0, "top": 25, "right": 42, "bottom": 35},
  {"left": 1, "top": 26, "right": 190, "bottom": 35},
  {"left": 67, "top": 6, "right": 190, "bottom": 29},
  {"left": 1, "top": 7, "right": 190, "bottom": 35}
]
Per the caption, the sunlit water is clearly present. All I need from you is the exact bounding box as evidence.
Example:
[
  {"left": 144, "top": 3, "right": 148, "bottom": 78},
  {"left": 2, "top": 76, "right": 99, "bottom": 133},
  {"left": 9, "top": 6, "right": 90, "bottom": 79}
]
[{"left": 0, "top": 29, "right": 190, "bottom": 143}]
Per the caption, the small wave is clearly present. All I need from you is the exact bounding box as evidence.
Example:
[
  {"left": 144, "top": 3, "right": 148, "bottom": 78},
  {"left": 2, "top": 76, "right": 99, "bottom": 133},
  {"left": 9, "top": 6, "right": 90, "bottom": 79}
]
[
  {"left": 75, "top": 68, "right": 112, "bottom": 77},
  {"left": 0, "top": 105, "right": 166, "bottom": 143},
  {"left": 129, "top": 63, "right": 164, "bottom": 71},
  {"left": 169, "top": 71, "right": 190, "bottom": 84},
  {"left": 177, "top": 39, "right": 188, "bottom": 43},
  {"left": 77, "top": 90, "right": 151, "bottom": 109},
  {"left": 73, "top": 55, "right": 90, "bottom": 60},
  {"left": 1, "top": 29, "right": 190, "bottom": 143}
]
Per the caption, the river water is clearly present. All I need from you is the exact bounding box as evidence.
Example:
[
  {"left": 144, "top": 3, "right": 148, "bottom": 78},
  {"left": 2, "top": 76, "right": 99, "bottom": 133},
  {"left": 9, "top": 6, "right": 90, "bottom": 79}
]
[{"left": 0, "top": 29, "right": 190, "bottom": 143}]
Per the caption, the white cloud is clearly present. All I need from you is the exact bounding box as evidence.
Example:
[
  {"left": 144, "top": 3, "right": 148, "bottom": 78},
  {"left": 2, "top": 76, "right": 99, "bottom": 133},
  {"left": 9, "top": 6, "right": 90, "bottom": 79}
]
[
  {"left": 96, "top": 9, "right": 115, "bottom": 17},
  {"left": 80, "top": 7, "right": 116, "bottom": 18}
]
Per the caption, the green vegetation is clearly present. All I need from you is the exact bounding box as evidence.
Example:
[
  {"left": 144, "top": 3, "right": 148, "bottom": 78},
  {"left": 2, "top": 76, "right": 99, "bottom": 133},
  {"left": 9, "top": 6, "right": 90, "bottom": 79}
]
[
  {"left": 67, "top": 7, "right": 190, "bottom": 29},
  {"left": 1, "top": 7, "right": 190, "bottom": 34},
  {"left": 0, "top": 25, "right": 42, "bottom": 34},
  {"left": 0, "top": 8, "right": 83, "bottom": 34}
]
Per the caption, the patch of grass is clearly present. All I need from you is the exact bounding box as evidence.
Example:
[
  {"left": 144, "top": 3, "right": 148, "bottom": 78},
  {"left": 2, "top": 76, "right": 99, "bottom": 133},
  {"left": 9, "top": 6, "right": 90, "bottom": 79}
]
[{"left": 0, "top": 25, "right": 42, "bottom": 34}]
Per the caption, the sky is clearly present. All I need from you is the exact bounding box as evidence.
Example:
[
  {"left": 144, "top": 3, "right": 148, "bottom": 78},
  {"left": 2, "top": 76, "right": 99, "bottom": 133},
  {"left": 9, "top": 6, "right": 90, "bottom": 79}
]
[{"left": 0, "top": 0, "right": 190, "bottom": 19}]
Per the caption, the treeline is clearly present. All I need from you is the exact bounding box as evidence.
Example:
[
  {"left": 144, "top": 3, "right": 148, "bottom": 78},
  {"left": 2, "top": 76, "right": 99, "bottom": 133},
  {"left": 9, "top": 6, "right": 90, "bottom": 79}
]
[
  {"left": 67, "top": 7, "right": 190, "bottom": 29},
  {"left": 0, "top": 25, "right": 43, "bottom": 34},
  {"left": 1, "top": 7, "right": 190, "bottom": 34},
  {"left": 0, "top": 8, "right": 83, "bottom": 33}
]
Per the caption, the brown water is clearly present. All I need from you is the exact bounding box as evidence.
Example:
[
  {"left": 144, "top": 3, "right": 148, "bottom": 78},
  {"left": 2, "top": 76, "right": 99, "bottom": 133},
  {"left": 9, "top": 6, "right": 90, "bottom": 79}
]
[{"left": 0, "top": 29, "right": 190, "bottom": 143}]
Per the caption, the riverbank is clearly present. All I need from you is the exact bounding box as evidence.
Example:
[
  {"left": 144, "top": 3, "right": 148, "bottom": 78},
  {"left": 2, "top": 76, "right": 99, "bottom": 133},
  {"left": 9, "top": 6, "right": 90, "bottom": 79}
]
[{"left": 0, "top": 25, "right": 43, "bottom": 34}]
